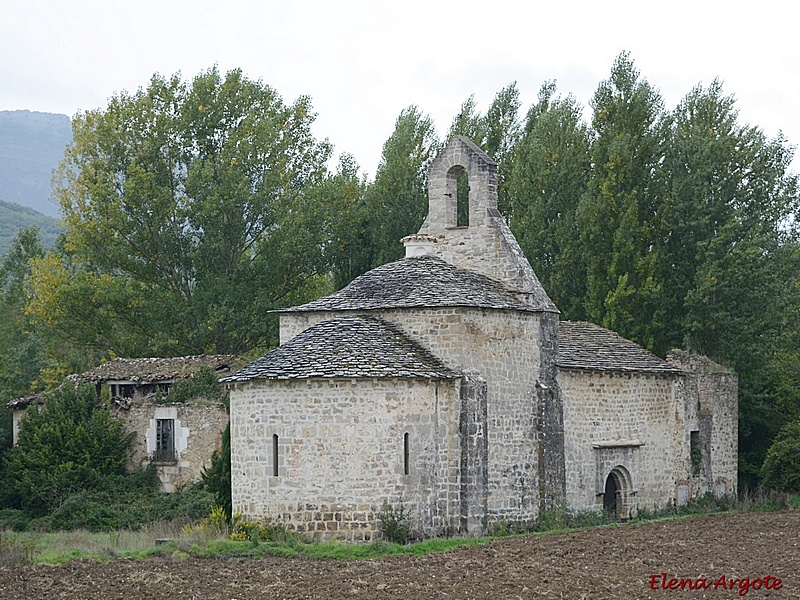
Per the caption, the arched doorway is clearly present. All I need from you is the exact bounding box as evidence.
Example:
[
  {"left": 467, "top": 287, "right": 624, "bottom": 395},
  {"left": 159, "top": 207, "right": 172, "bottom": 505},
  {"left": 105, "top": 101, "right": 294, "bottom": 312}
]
[
  {"left": 603, "top": 471, "right": 620, "bottom": 515},
  {"left": 602, "top": 466, "right": 632, "bottom": 521}
]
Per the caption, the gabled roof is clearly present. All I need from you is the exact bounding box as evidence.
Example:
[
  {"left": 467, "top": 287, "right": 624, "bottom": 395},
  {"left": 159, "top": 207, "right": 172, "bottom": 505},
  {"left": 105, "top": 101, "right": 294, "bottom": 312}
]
[
  {"left": 69, "top": 355, "right": 242, "bottom": 384},
  {"left": 281, "top": 255, "right": 554, "bottom": 314},
  {"left": 558, "top": 321, "right": 681, "bottom": 374},
  {"left": 221, "top": 316, "right": 460, "bottom": 382}
]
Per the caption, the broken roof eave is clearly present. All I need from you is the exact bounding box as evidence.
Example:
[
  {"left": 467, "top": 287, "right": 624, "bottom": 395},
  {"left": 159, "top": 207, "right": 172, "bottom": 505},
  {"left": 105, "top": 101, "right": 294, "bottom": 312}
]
[
  {"left": 5, "top": 397, "right": 44, "bottom": 410},
  {"left": 69, "top": 355, "right": 243, "bottom": 385}
]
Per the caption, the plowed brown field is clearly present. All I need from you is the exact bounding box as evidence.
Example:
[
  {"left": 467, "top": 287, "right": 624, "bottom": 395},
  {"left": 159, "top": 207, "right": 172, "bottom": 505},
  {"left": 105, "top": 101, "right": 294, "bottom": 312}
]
[{"left": 2, "top": 510, "right": 798, "bottom": 599}]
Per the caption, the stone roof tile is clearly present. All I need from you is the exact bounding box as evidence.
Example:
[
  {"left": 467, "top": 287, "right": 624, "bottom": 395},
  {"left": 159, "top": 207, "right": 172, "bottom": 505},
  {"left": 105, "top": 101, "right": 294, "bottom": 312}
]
[
  {"left": 5, "top": 393, "right": 45, "bottom": 410},
  {"left": 558, "top": 321, "right": 681, "bottom": 373},
  {"left": 221, "top": 316, "right": 460, "bottom": 382},
  {"left": 69, "top": 355, "right": 243, "bottom": 384},
  {"left": 281, "top": 255, "right": 555, "bottom": 314}
]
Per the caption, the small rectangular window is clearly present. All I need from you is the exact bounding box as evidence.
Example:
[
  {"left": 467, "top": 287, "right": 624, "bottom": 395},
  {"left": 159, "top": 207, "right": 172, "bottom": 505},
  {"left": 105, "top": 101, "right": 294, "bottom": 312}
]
[{"left": 155, "top": 419, "right": 176, "bottom": 461}]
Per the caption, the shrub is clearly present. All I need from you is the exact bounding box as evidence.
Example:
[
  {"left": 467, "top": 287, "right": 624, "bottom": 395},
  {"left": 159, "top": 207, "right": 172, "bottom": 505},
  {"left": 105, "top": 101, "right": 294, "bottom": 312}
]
[
  {"left": 1, "top": 384, "right": 134, "bottom": 516},
  {"left": 182, "top": 505, "right": 229, "bottom": 538},
  {"left": 2, "top": 463, "right": 215, "bottom": 532},
  {"left": 229, "top": 512, "right": 297, "bottom": 544},
  {"left": 378, "top": 499, "right": 411, "bottom": 545},
  {"left": 48, "top": 494, "right": 118, "bottom": 531},
  {"left": 761, "top": 419, "right": 800, "bottom": 492},
  {"left": 0, "top": 531, "right": 39, "bottom": 565},
  {"left": 169, "top": 367, "right": 227, "bottom": 405},
  {"left": 0, "top": 509, "right": 32, "bottom": 532},
  {"left": 201, "top": 423, "right": 231, "bottom": 519}
]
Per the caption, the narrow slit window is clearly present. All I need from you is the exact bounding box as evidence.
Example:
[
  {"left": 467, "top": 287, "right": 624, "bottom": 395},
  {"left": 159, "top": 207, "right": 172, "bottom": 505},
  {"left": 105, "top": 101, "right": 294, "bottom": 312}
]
[
  {"left": 272, "top": 434, "right": 279, "bottom": 476},
  {"left": 690, "top": 430, "right": 701, "bottom": 473},
  {"left": 404, "top": 432, "right": 410, "bottom": 475}
]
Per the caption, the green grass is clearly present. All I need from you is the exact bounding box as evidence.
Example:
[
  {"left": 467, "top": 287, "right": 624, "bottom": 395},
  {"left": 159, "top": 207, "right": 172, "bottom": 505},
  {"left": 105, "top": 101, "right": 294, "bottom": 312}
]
[
  {"left": 0, "top": 526, "right": 498, "bottom": 566},
  {"left": 3, "top": 491, "right": 799, "bottom": 567}
]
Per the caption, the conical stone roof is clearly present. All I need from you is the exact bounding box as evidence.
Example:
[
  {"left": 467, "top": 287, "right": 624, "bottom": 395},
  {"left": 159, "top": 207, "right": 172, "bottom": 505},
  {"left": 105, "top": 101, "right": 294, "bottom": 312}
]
[
  {"left": 281, "top": 255, "right": 555, "bottom": 314},
  {"left": 221, "top": 316, "right": 460, "bottom": 381}
]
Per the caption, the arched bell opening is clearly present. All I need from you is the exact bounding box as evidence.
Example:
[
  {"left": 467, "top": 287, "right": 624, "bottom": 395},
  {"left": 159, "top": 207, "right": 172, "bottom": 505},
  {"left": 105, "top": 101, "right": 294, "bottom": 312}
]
[{"left": 445, "top": 164, "right": 471, "bottom": 227}]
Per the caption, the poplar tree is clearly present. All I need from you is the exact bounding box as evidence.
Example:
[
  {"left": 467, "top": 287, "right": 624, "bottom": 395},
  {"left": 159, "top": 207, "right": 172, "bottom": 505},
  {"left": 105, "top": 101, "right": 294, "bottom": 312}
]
[
  {"left": 658, "top": 81, "right": 800, "bottom": 482},
  {"left": 509, "top": 82, "right": 591, "bottom": 319},
  {"left": 364, "top": 106, "right": 439, "bottom": 266},
  {"left": 35, "top": 67, "right": 332, "bottom": 358},
  {"left": 578, "top": 52, "right": 665, "bottom": 349}
]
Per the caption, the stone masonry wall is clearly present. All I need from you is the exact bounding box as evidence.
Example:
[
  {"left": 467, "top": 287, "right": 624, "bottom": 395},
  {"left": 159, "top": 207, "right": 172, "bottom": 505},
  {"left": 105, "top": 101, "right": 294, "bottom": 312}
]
[
  {"left": 229, "top": 377, "right": 461, "bottom": 541},
  {"left": 113, "top": 399, "right": 227, "bottom": 492},
  {"left": 459, "top": 371, "right": 488, "bottom": 534},
  {"left": 280, "top": 306, "right": 546, "bottom": 529},
  {"left": 538, "top": 312, "right": 565, "bottom": 511},
  {"left": 559, "top": 369, "right": 683, "bottom": 514},
  {"left": 11, "top": 409, "right": 25, "bottom": 447},
  {"left": 667, "top": 353, "right": 738, "bottom": 500}
]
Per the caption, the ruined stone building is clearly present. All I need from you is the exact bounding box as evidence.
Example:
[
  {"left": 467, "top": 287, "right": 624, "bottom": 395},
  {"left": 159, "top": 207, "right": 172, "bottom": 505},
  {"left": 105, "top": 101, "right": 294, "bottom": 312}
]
[
  {"left": 222, "top": 136, "right": 738, "bottom": 541},
  {"left": 8, "top": 355, "right": 239, "bottom": 492}
]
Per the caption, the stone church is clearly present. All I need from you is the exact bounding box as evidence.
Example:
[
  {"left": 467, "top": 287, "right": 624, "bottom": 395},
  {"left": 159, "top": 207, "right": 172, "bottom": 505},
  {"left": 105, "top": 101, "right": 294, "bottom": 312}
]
[{"left": 222, "top": 136, "right": 737, "bottom": 541}]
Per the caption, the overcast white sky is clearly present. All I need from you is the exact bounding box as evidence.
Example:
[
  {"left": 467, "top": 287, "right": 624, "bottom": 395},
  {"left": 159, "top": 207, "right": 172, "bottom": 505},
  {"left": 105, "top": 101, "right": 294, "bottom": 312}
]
[{"left": 2, "top": 0, "right": 797, "bottom": 178}]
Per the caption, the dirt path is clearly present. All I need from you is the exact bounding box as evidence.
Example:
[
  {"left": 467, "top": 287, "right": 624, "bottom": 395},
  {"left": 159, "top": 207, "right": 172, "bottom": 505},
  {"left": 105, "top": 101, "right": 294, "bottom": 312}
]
[{"left": 2, "top": 511, "right": 798, "bottom": 599}]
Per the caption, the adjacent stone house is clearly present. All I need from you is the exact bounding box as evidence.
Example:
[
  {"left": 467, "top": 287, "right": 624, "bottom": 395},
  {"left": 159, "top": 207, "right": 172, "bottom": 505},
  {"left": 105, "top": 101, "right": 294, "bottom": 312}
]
[
  {"left": 222, "top": 136, "right": 738, "bottom": 541},
  {"left": 8, "top": 355, "right": 240, "bottom": 492}
]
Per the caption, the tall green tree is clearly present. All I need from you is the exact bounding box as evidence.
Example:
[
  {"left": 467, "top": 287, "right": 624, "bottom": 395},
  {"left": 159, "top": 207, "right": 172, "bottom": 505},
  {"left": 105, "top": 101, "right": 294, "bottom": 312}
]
[
  {"left": 660, "top": 80, "right": 800, "bottom": 358},
  {"left": 364, "top": 106, "right": 439, "bottom": 266},
  {"left": 483, "top": 83, "right": 522, "bottom": 215},
  {"left": 0, "top": 227, "right": 47, "bottom": 414},
  {"left": 448, "top": 84, "right": 522, "bottom": 216},
  {"left": 317, "top": 154, "right": 372, "bottom": 290},
  {"left": 509, "top": 82, "right": 591, "bottom": 319},
  {"left": 657, "top": 80, "right": 800, "bottom": 482},
  {"left": 760, "top": 417, "right": 800, "bottom": 492},
  {"left": 447, "top": 95, "right": 486, "bottom": 143},
  {"left": 44, "top": 67, "right": 332, "bottom": 358},
  {"left": 578, "top": 52, "right": 665, "bottom": 349}
]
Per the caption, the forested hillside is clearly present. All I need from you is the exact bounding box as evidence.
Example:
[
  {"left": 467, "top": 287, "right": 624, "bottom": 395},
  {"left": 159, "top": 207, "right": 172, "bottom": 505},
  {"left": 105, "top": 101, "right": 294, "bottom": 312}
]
[
  {"left": 1, "top": 56, "right": 798, "bottom": 497},
  {"left": 0, "top": 199, "right": 61, "bottom": 254},
  {"left": 0, "top": 110, "right": 71, "bottom": 218}
]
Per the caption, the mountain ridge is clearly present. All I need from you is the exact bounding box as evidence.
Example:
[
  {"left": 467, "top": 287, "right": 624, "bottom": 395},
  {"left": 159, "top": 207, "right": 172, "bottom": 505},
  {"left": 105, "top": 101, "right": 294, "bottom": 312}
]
[
  {"left": 0, "top": 109, "right": 72, "bottom": 218},
  {"left": 0, "top": 198, "right": 62, "bottom": 254}
]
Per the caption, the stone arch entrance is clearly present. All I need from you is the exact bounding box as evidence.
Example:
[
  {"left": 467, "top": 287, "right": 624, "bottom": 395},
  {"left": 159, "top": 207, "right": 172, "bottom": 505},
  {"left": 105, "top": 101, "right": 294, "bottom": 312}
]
[{"left": 603, "top": 466, "right": 632, "bottom": 521}]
